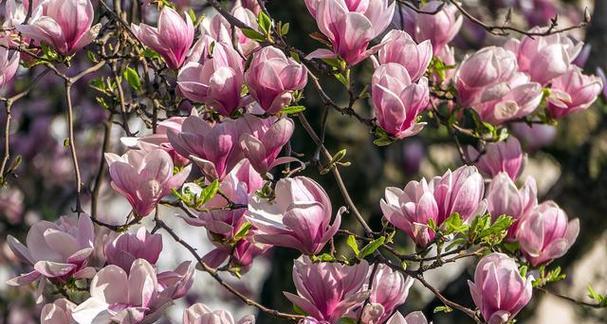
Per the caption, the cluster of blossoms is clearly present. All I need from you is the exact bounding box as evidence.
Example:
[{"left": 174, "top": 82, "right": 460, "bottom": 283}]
[{"left": 0, "top": 0, "right": 603, "bottom": 323}]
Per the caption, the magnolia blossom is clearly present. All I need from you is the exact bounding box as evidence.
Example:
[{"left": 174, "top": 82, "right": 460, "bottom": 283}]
[
  {"left": 517, "top": 201, "right": 579, "bottom": 266},
  {"left": 381, "top": 166, "right": 485, "bottom": 247},
  {"left": 182, "top": 160, "right": 268, "bottom": 272},
  {"left": 547, "top": 67, "right": 603, "bottom": 119},
  {"left": 131, "top": 7, "right": 194, "bottom": 69},
  {"left": 177, "top": 36, "right": 244, "bottom": 116},
  {"left": 7, "top": 215, "right": 95, "bottom": 286},
  {"left": 17, "top": 0, "right": 100, "bottom": 55},
  {"left": 395, "top": 0, "right": 462, "bottom": 54},
  {"left": 505, "top": 28, "right": 583, "bottom": 85},
  {"left": 122, "top": 116, "right": 189, "bottom": 167},
  {"left": 183, "top": 303, "right": 255, "bottom": 324},
  {"left": 284, "top": 257, "right": 369, "bottom": 323},
  {"left": 245, "top": 46, "right": 308, "bottom": 114},
  {"left": 466, "top": 136, "right": 524, "bottom": 180},
  {"left": 0, "top": 39, "right": 20, "bottom": 89},
  {"left": 105, "top": 149, "right": 191, "bottom": 217},
  {"left": 468, "top": 253, "right": 532, "bottom": 324},
  {"left": 456, "top": 47, "right": 542, "bottom": 124},
  {"left": 305, "top": 0, "right": 395, "bottom": 65},
  {"left": 72, "top": 259, "right": 193, "bottom": 324},
  {"left": 239, "top": 114, "right": 295, "bottom": 174},
  {"left": 203, "top": 4, "right": 259, "bottom": 56},
  {"left": 371, "top": 63, "right": 430, "bottom": 139},
  {"left": 385, "top": 311, "right": 428, "bottom": 324},
  {"left": 168, "top": 115, "right": 243, "bottom": 180},
  {"left": 510, "top": 122, "right": 557, "bottom": 152},
  {"left": 486, "top": 173, "right": 537, "bottom": 239},
  {"left": 247, "top": 176, "right": 342, "bottom": 255},
  {"left": 104, "top": 227, "right": 163, "bottom": 272},
  {"left": 376, "top": 30, "right": 433, "bottom": 82},
  {"left": 361, "top": 264, "right": 414, "bottom": 324},
  {"left": 41, "top": 298, "right": 76, "bottom": 324}
]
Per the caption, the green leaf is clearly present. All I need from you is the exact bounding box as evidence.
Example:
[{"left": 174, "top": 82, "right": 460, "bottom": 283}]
[
  {"left": 338, "top": 318, "right": 357, "bottom": 324},
  {"left": 313, "top": 253, "right": 336, "bottom": 262},
  {"left": 241, "top": 28, "right": 266, "bottom": 42},
  {"left": 441, "top": 213, "right": 467, "bottom": 235},
  {"left": 346, "top": 235, "right": 360, "bottom": 257},
  {"left": 433, "top": 305, "right": 453, "bottom": 313},
  {"left": 281, "top": 105, "right": 306, "bottom": 115},
  {"left": 359, "top": 236, "right": 385, "bottom": 259},
  {"left": 143, "top": 48, "right": 161, "bottom": 59},
  {"left": 196, "top": 179, "right": 220, "bottom": 207},
  {"left": 257, "top": 11, "right": 272, "bottom": 34},
  {"left": 280, "top": 22, "right": 290, "bottom": 36},
  {"left": 233, "top": 222, "right": 252, "bottom": 242},
  {"left": 123, "top": 66, "right": 141, "bottom": 91}
]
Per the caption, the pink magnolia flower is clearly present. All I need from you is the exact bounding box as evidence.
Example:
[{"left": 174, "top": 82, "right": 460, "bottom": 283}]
[
  {"left": 455, "top": 47, "right": 543, "bottom": 124},
  {"left": 104, "top": 227, "right": 163, "bottom": 272},
  {"left": 284, "top": 257, "right": 370, "bottom": 323},
  {"left": 177, "top": 36, "right": 244, "bottom": 116},
  {"left": 203, "top": 5, "right": 259, "bottom": 56},
  {"left": 486, "top": 173, "right": 537, "bottom": 239},
  {"left": 105, "top": 149, "right": 191, "bottom": 217},
  {"left": 183, "top": 303, "right": 255, "bottom": 324},
  {"left": 240, "top": 114, "right": 295, "bottom": 174},
  {"left": 466, "top": 136, "right": 524, "bottom": 180},
  {"left": 0, "top": 38, "right": 20, "bottom": 89},
  {"left": 468, "top": 253, "right": 532, "bottom": 324},
  {"left": 156, "top": 261, "right": 195, "bottom": 300},
  {"left": 237, "top": 0, "right": 261, "bottom": 15},
  {"left": 517, "top": 201, "right": 579, "bottom": 266},
  {"left": 247, "top": 176, "right": 342, "bottom": 255},
  {"left": 376, "top": 30, "right": 432, "bottom": 82},
  {"left": 381, "top": 165, "right": 485, "bottom": 247},
  {"left": 385, "top": 311, "right": 428, "bottom": 324},
  {"left": 72, "top": 259, "right": 193, "bottom": 324},
  {"left": 395, "top": 0, "right": 462, "bottom": 54},
  {"left": 510, "top": 122, "right": 556, "bottom": 152},
  {"left": 122, "top": 116, "right": 190, "bottom": 167},
  {"left": 131, "top": 7, "right": 194, "bottom": 69},
  {"left": 7, "top": 215, "right": 95, "bottom": 286},
  {"left": 17, "top": 0, "right": 100, "bottom": 55},
  {"left": 167, "top": 115, "right": 243, "bottom": 180},
  {"left": 547, "top": 67, "right": 603, "bottom": 119},
  {"left": 371, "top": 63, "right": 430, "bottom": 139},
  {"left": 305, "top": 0, "right": 395, "bottom": 65},
  {"left": 182, "top": 160, "right": 267, "bottom": 272},
  {"left": 41, "top": 298, "right": 76, "bottom": 324},
  {"left": 245, "top": 46, "right": 308, "bottom": 114},
  {"left": 505, "top": 29, "right": 583, "bottom": 85},
  {"left": 361, "top": 264, "right": 414, "bottom": 324}
]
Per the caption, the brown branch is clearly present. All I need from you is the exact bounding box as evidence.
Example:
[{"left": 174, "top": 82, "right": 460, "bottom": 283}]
[
  {"left": 537, "top": 287, "right": 606, "bottom": 309},
  {"left": 450, "top": 0, "right": 588, "bottom": 37}
]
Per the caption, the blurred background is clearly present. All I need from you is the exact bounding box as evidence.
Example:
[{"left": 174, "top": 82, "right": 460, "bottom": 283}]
[{"left": 1, "top": 0, "right": 606, "bottom": 323}]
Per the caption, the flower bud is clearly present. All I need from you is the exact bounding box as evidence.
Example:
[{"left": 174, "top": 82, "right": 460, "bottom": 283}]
[
  {"left": 131, "top": 7, "right": 195, "bottom": 69},
  {"left": 468, "top": 253, "right": 532, "bottom": 324},
  {"left": 305, "top": 0, "right": 395, "bottom": 65},
  {"left": 245, "top": 47, "right": 308, "bottom": 114},
  {"left": 377, "top": 30, "right": 432, "bottom": 82},
  {"left": 284, "top": 256, "right": 369, "bottom": 323},
  {"left": 17, "top": 0, "right": 100, "bottom": 55},
  {"left": 547, "top": 67, "right": 603, "bottom": 119},
  {"left": 517, "top": 201, "right": 579, "bottom": 266},
  {"left": 467, "top": 136, "right": 524, "bottom": 180},
  {"left": 486, "top": 173, "right": 537, "bottom": 239},
  {"left": 105, "top": 149, "right": 190, "bottom": 217},
  {"left": 371, "top": 63, "right": 430, "bottom": 139}
]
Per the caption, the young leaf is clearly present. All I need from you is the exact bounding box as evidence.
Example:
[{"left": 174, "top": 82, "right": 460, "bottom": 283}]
[
  {"left": 346, "top": 235, "right": 360, "bottom": 257},
  {"left": 123, "top": 67, "right": 142, "bottom": 91},
  {"left": 359, "top": 236, "right": 385, "bottom": 259},
  {"left": 281, "top": 105, "right": 306, "bottom": 115}
]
